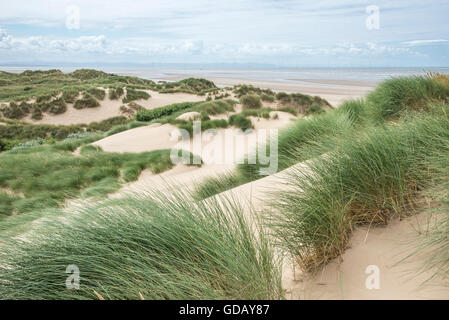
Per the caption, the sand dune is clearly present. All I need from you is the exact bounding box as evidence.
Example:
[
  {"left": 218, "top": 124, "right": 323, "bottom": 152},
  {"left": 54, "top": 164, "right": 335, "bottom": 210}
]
[{"left": 25, "top": 89, "right": 206, "bottom": 126}]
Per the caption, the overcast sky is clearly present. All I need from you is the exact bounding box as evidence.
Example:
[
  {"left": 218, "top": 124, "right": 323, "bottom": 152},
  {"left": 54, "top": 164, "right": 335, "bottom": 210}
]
[{"left": 0, "top": 0, "right": 448, "bottom": 67}]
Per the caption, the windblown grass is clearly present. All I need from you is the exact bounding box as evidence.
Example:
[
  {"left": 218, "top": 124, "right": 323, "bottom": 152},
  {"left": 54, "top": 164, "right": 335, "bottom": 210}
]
[
  {"left": 0, "top": 141, "right": 196, "bottom": 216},
  {"left": 366, "top": 74, "right": 449, "bottom": 123},
  {"left": 269, "top": 113, "right": 449, "bottom": 271},
  {"left": 0, "top": 192, "right": 282, "bottom": 300}
]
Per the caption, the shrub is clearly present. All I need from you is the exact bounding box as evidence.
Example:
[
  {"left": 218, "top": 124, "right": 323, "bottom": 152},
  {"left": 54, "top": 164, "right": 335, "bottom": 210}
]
[
  {"left": 1, "top": 102, "right": 30, "bottom": 119},
  {"left": 74, "top": 94, "right": 100, "bottom": 109},
  {"left": 136, "top": 102, "right": 194, "bottom": 122},
  {"left": 196, "top": 100, "right": 235, "bottom": 115},
  {"left": 276, "top": 92, "right": 291, "bottom": 104},
  {"left": 240, "top": 94, "right": 262, "bottom": 109},
  {"left": 304, "top": 103, "right": 325, "bottom": 116},
  {"left": 229, "top": 114, "right": 253, "bottom": 131},
  {"left": 48, "top": 98, "right": 67, "bottom": 115},
  {"left": 31, "top": 106, "right": 43, "bottom": 120},
  {"left": 261, "top": 94, "right": 275, "bottom": 102}
]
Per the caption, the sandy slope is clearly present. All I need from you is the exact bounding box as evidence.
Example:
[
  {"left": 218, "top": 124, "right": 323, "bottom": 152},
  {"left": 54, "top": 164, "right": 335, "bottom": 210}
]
[{"left": 199, "top": 161, "right": 449, "bottom": 300}]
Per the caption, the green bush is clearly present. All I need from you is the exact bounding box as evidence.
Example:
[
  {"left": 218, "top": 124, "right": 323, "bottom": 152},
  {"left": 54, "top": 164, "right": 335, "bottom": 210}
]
[
  {"left": 261, "top": 94, "right": 275, "bottom": 102},
  {"left": 277, "top": 106, "right": 298, "bottom": 116},
  {"left": 0, "top": 102, "right": 31, "bottom": 119},
  {"left": 240, "top": 94, "right": 262, "bottom": 109},
  {"left": 276, "top": 92, "right": 291, "bottom": 104},
  {"left": 136, "top": 102, "right": 194, "bottom": 122},
  {"left": 304, "top": 104, "right": 325, "bottom": 116},
  {"left": 48, "top": 98, "right": 67, "bottom": 115}
]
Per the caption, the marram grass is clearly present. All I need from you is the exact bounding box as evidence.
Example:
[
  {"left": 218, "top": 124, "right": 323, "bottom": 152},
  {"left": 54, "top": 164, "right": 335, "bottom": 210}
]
[
  {"left": 268, "top": 113, "right": 449, "bottom": 271},
  {"left": 0, "top": 191, "right": 283, "bottom": 300}
]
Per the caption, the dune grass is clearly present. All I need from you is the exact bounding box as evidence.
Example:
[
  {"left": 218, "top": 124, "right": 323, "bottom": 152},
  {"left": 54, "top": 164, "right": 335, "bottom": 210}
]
[
  {"left": 0, "top": 139, "right": 197, "bottom": 217},
  {"left": 0, "top": 192, "right": 282, "bottom": 300},
  {"left": 366, "top": 74, "right": 449, "bottom": 123},
  {"left": 240, "top": 94, "right": 262, "bottom": 109},
  {"left": 269, "top": 112, "right": 449, "bottom": 271}
]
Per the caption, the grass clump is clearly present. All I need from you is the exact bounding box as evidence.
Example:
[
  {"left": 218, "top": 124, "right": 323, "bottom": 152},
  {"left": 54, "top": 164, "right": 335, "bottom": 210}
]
[
  {"left": 229, "top": 114, "right": 253, "bottom": 131},
  {"left": 74, "top": 93, "right": 100, "bottom": 109},
  {"left": 240, "top": 94, "right": 262, "bottom": 109},
  {"left": 122, "top": 88, "right": 150, "bottom": 103},
  {"left": 304, "top": 103, "right": 325, "bottom": 116},
  {"left": 261, "top": 94, "right": 276, "bottom": 102},
  {"left": 0, "top": 192, "right": 282, "bottom": 299},
  {"left": 61, "top": 89, "right": 79, "bottom": 103},
  {"left": 178, "top": 119, "right": 228, "bottom": 135},
  {"left": 366, "top": 74, "right": 449, "bottom": 122},
  {"left": 196, "top": 100, "right": 236, "bottom": 115},
  {"left": 48, "top": 98, "right": 67, "bottom": 115},
  {"left": 135, "top": 102, "right": 197, "bottom": 122},
  {"left": 86, "top": 88, "right": 106, "bottom": 101}
]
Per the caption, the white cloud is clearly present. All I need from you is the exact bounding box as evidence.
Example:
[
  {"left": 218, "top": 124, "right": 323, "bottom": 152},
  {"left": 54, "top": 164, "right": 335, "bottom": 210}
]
[{"left": 402, "top": 39, "right": 449, "bottom": 46}]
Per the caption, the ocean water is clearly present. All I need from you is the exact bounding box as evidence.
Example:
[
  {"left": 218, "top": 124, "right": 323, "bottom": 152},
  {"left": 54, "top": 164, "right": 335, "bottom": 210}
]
[{"left": 1, "top": 66, "right": 449, "bottom": 86}]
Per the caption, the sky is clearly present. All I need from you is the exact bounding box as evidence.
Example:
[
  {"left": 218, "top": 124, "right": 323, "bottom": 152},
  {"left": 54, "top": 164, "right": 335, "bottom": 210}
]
[{"left": 0, "top": 0, "right": 448, "bottom": 67}]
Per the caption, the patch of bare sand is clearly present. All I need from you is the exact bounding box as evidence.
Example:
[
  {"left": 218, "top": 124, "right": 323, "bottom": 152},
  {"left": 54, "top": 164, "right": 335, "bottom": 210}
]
[
  {"left": 93, "top": 123, "right": 181, "bottom": 153},
  {"left": 93, "top": 110, "right": 295, "bottom": 154}
]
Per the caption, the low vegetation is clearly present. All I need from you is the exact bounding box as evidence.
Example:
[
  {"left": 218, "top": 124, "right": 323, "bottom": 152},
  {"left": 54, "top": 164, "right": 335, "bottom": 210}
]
[
  {"left": 122, "top": 88, "right": 151, "bottom": 103},
  {"left": 0, "top": 140, "right": 193, "bottom": 217},
  {"left": 240, "top": 94, "right": 262, "bottom": 109},
  {"left": 0, "top": 192, "right": 282, "bottom": 299}
]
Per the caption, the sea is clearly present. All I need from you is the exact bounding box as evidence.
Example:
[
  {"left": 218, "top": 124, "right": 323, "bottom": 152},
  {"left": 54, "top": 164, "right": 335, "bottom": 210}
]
[{"left": 1, "top": 66, "right": 449, "bottom": 87}]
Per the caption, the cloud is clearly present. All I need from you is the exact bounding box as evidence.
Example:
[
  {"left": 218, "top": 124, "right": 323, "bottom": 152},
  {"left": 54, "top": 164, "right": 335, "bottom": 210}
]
[{"left": 402, "top": 39, "right": 449, "bottom": 46}]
